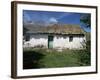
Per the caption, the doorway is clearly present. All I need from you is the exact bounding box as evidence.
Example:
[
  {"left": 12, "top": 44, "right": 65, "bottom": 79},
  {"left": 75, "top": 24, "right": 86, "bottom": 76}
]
[{"left": 48, "top": 35, "right": 54, "bottom": 48}]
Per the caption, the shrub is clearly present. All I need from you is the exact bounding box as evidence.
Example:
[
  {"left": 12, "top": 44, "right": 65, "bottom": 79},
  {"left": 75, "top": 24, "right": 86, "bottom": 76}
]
[{"left": 79, "top": 40, "right": 91, "bottom": 65}]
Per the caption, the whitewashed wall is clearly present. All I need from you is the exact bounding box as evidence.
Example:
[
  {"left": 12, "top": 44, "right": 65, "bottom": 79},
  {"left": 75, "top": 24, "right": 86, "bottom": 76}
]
[
  {"left": 23, "top": 34, "right": 86, "bottom": 49},
  {"left": 53, "top": 35, "right": 86, "bottom": 49},
  {"left": 23, "top": 34, "right": 48, "bottom": 48}
]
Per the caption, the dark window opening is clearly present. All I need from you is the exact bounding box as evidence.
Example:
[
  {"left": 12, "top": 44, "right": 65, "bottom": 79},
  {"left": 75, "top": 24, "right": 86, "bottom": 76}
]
[
  {"left": 69, "top": 36, "right": 73, "bottom": 42},
  {"left": 25, "top": 35, "right": 30, "bottom": 41}
]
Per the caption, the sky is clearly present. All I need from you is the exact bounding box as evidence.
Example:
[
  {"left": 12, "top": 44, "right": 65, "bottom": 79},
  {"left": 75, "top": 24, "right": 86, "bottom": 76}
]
[{"left": 23, "top": 10, "right": 91, "bottom": 32}]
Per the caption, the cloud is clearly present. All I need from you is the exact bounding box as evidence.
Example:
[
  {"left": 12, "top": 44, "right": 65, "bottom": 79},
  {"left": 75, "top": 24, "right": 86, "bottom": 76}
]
[{"left": 49, "top": 17, "right": 58, "bottom": 23}]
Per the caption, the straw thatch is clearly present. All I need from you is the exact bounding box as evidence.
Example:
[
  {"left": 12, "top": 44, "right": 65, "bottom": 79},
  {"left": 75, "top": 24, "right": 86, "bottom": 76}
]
[{"left": 24, "top": 24, "right": 84, "bottom": 35}]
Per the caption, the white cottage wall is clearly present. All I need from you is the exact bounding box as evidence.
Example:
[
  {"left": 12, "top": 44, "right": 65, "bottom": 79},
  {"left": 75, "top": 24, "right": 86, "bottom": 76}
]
[
  {"left": 23, "top": 34, "right": 86, "bottom": 49},
  {"left": 53, "top": 35, "right": 86, "bottom": 49},
  {"left": 24, "top": 34, "right": 48, "bottom": 48}
]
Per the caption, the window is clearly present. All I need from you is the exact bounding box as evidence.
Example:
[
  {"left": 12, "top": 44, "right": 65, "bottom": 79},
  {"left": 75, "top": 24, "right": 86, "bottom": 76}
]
[
  {"left": 69, "top": 36, "right": 73, "bottom": 42},
  {"left": 25, "top": 35, "right": 30, "bottom": 41}
]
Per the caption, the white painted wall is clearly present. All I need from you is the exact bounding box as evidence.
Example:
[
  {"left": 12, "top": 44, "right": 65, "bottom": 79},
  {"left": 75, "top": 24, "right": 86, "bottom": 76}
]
[
  {"left": 24, "top": 34, "right": 86, "bottom": 49},
  {"left": 24, "top": 34, "right": 48, "bottom": 48},
  {"left": 53, "top": 35, "right": 86, "bottom": 49}
]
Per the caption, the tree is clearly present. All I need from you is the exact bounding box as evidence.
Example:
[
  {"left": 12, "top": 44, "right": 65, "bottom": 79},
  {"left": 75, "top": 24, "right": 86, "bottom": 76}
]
[
  {"left": 80, "top": 14, "right": 91, "bottom": 65},
  {"left": 80, "top": 14, "right": 91, "bottom": 28}
]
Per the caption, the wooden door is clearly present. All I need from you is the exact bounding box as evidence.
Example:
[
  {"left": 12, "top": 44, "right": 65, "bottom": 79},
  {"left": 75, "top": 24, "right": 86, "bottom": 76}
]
[{"left": 48, "top": 36, "right": 53, "bottom": 48}]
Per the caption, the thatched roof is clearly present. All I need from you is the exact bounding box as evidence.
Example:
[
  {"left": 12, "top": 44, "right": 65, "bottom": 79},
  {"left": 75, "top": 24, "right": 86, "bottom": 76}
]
[{"left": 24, "top": 24, "right": 84, "bottom": 35}]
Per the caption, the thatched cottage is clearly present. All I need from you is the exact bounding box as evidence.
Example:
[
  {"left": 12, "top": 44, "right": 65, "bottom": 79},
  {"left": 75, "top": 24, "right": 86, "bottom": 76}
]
[{"left": 23, "top": 24, "right": 86, "bottom": 49}]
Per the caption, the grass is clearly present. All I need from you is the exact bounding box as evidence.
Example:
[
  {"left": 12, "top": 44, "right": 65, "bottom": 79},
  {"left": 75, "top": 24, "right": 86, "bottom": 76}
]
[{"left": 23, "top": 48, "right": 90, "bottom": 69}]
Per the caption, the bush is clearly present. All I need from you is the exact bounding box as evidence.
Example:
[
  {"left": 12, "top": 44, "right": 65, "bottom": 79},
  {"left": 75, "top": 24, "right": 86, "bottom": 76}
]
[{"left": 79, "top": 40, "right": 91, "bottom": 65}]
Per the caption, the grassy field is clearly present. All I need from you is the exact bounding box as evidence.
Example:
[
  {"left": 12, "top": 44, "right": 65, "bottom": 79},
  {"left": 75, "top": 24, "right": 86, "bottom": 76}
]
[{"left": 23, "top": 48, "right": 90, "bottom": 69}]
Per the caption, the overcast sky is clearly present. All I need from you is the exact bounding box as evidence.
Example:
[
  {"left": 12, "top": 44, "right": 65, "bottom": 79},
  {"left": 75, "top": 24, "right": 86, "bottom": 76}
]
[{"left": 23, "top": 10, "right": 91, "bottom": 32}]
